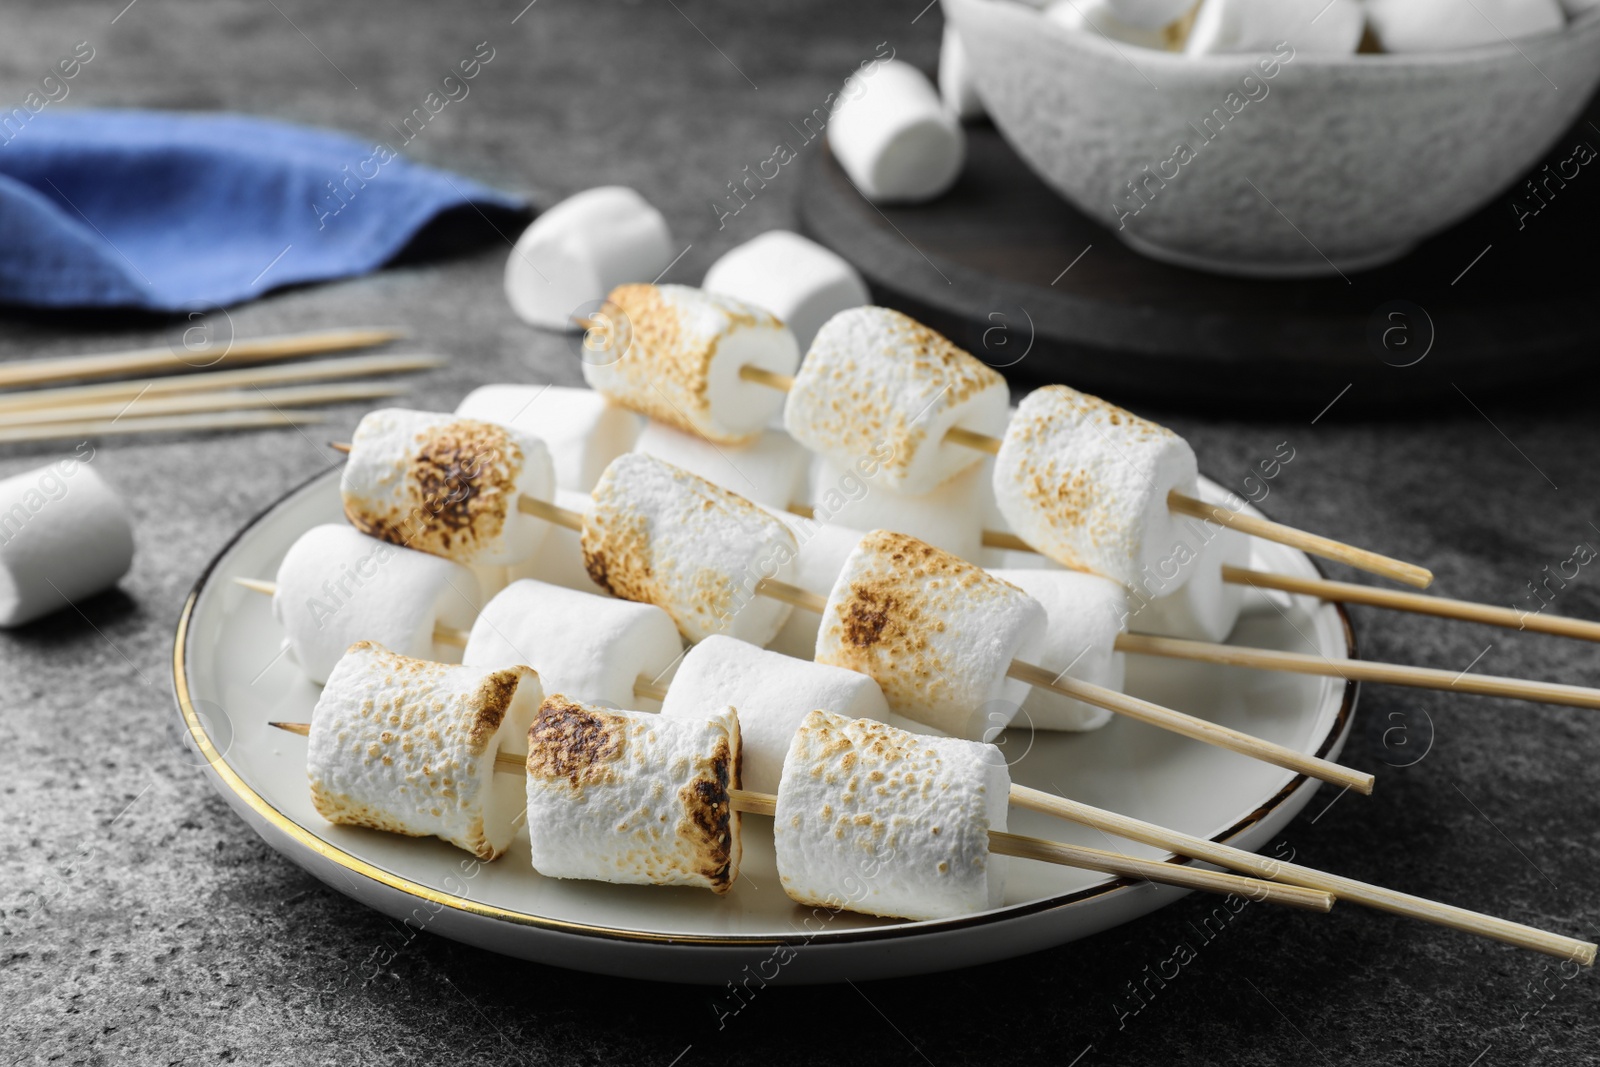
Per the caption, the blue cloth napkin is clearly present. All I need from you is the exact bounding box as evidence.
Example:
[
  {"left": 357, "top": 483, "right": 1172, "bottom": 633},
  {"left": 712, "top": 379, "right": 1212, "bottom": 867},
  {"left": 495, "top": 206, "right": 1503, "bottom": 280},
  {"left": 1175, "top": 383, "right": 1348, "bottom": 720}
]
[{"left": 0, "top": 110, "right": 528, "bottom": 311}]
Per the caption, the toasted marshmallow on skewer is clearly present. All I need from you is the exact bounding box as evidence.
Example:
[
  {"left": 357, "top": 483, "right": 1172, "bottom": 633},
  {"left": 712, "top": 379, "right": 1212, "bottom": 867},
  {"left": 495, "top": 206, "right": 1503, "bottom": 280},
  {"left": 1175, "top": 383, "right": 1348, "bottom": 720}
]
[
  {"left": 454, "top": 384, "right": 642, "bottom": 493},
  {"left": 582, "top": 454, "right": 799, "bottom": 645},
  {"left": 341, "top": 409, "right": 557, "bottom": 567},
  {"left": 785, "top": 307, "right": 1009, "bottom": 496},
  {"left": 774, "top": 710, "right": 1009, "bottom": 921},
  {"left": 524, "top": 695, "right": 742, "bottom": 893},
  {"left": 503, "top": 186, "right": 673, "bottom": 331},
  {"left": 582, "top": 284, "right": 800, "bottom": 445},
  {"left": 463, "top": 578, "right": 682, "bottom": 711},
  {"left": 994, "top": 385, "right": 1201, "bottom": 592},
  {"left": 1366, "top": 0, "right": 1563, "bottom": 51},
  {"left": 827, "top": 59, "right": 965, "bottom": 204},
  {"left": 506, "top": 488, "right": 606, "bottom": 596},
  {"left": 271, "top": 524, "right": 481, "bottom": 684},
  {"left": 660, "top": 635, "right": 893, "bottom": 793},
  {"left": 990, "top": 569, "right": 1127, "bottom": 732},
  {"left": 632, "top": 420, "right": 810, "bottom": 510},
  {"left": 306, "top": 642, "right": 542, "bottom": 860},
  {"left": 701, "top": 230, "right": 870, "bottom": 352},
  {"left": 938, "top": 26, "right": 986, "bottom": 121},
  {"left": 1185, "top": 0, "right": 1363, "bottom": 55},
  {"left": 1132, "top": 522, "right": 1250, "bottom": 643},
  {"left": 0, "top": 461, "right": 134, "bottom": 628},
  {"left": 816, "top": 530, "right": 1047, "bottom": 740},
  {"left": 763, "top": 512, "right": 867, "bottom": 659}
]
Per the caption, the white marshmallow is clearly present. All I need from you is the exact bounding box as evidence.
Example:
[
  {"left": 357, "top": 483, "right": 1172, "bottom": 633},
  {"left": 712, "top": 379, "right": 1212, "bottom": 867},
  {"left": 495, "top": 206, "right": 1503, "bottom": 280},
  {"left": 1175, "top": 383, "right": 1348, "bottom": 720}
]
[
  {"left": 816, "top": 530, "right": 1047, "bottom": 740},
  {"left": 1367, "top": 0, "right": 1563, "bottom": 51},
  {"left": 701, "top": 230, "right": 870, "bottom": 352},
  {"left": 504, "top": 186, "right": 673, "bottom": 331},
  {"left": 463, "top": 578, "right": 682, "bottom": 711},
  {"left": 1045, "top": 0, "right": 1176, "bottom": 48},
  {"left": 581, "top": 454, "right": 798, "bottom": 646},
  {"left": 763, "top": 512, "right": 867, "bottom": 659},
  {"left": 826, "top": 59, "right": 966, "bottom": 204},
  {"left": 632, "top": 420, "right": 810, "bottom": 510},
  {"left": 660, "top": 635, "right": 892, "bottom": 794},
  {"left": 525, "top": 696, "right": 741, "bottom": 893},
  {"left": 1130, "top": 521, "right": 1249, "bottom": 642},
  {"left": 0, "top": 460, "right": 133, "bottom": 628},
  {"left": 785, "top": 306, "right": 1009, "bottom": 496},
  {"left": 994, "top": 385, "right": 1200, "bottom": 592},
  {"left": 307, "top": 642, "right": 542, "bottom": 860},
  {"left": 454, "top": 384, "right": 642, "bottom": 493},
  {"left": 990, "top": 569, "right": 1126, "bottom": 732},
  {"left": 341, "top": 408, "right": 557, "bottom": 567},
  {"left": 1103, "top": 0, "right": 1198, "bottom": 28},
  {"left": 1185, "top": 0, "right": 1363, "bottom": 55},
  {"left": 774, "top": 710, "right": 1009, "bottom": 921},
  {"left": 806, "top": 452, "right": 988, "bottom": 560},
  {"left": 271, "top": 524, "right": 481, "bottom": 685},
  {"left": 504, "top": 488, "right": 606, "bottom": 596},
  {"left": 938, "top": 26, "right": 987, "bottom": 121},
  {"left": 582, "top": 284, "right": 800, "bottom": 445}
]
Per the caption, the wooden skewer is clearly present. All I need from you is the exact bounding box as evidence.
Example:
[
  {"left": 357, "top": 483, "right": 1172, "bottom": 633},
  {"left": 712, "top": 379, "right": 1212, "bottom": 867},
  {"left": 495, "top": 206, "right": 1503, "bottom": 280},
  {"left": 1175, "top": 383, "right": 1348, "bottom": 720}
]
[
  {"left": 0, "top": 409, "right": 325, "bottom": 445},
  {"left": 0, "top": 327, "right": 407, "bottom": 391},
  {"left": 2, "top": 382, "right": 410, "bottom": 428},
  {"left": 0, "top": 353, "right": 444, "bottom": 415},
  {"left": 265, "top": 721, "right": 1329, "bottom": 911},
  {"left": 737, "top": 365, "right": 1431, "bottom": 588}
]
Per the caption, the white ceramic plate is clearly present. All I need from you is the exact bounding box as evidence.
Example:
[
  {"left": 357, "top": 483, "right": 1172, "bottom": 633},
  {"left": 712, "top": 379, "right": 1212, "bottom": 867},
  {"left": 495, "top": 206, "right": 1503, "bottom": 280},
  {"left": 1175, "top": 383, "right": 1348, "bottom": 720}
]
[{"left": 173, "top": 469, "right": 1357, "bottom": 984}]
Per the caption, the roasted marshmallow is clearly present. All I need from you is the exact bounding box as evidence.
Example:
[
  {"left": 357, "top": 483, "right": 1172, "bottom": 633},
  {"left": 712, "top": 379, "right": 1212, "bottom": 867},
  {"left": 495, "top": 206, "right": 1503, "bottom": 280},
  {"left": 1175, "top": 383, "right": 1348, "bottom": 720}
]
[
  {"left": 990, "top": 568, "right": 1127, "bottom": 732},
  {"left": 454, "top": 384, "right": 642, "bottom": 493},
  {"left": 700, "top": 230, "right": 870, "bottom": 352},
  {"left": 827, "top": 59, "right": 965, "bottom": 203},
  {"left": 0, "top": 459, "right": 134, "bottom": 628}
]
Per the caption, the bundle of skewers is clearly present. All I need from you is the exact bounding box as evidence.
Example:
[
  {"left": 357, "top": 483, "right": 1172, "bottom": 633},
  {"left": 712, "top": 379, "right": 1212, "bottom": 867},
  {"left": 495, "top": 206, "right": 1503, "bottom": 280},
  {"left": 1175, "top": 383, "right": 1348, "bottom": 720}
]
[{"left": 236, "top": 285, "right": 1599, "bottom": 962}]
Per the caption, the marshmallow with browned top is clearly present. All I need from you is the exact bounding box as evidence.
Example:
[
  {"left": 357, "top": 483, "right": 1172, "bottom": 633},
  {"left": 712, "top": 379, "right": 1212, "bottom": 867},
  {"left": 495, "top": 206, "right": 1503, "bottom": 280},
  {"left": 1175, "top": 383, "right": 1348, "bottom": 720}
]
[
  {"left": 524, "top": 696, "right": 741, "bottom": 893},
  {"left": 306, "top": 642, "right": 543, "bottom": 860},
  {"left": 581, "top": 284, "right": 800, "bottom": 445},
  {"left": 774, "top": 710, "right": 1009, "bottom": 921},
  {"left": 815, "top": 530, "right": 1047, "bottom": 740},
  {"left": 341, "top": 408, "right": 557, "bottom": 567},
  {"left": 990, "top": 568, "right": 1127, "bottom": 732},
  {"left": 994, "top": 385, "right": 1200, "bottom": 592},
  {"left": 581, "top": 453, "right": 799, "bottom": 646},
  {"left": 784, "top": 307, "right": 1009, "bottom": 495}
]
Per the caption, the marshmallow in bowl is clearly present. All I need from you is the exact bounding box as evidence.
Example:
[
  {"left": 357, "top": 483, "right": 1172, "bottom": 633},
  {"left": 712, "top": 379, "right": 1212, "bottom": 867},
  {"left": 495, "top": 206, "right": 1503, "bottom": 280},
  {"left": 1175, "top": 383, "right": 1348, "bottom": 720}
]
[
  {"left": 503, "top": 186, "right": 673, "bottom": 330},
  {"left": 774, "top": 710, "right": 1009, "bottom": 921},
  {"left": 582, "top": 284, "right": 800, "bottom": 445},
  {"left": 454, "top": 384, "right": 642, "bottom": 493},
  {"left": 0, "top": 460, "right": 134, "bottom": 628},
  {"left": 1366, "top": 0, "right": 1563, "bottom": 51},
  {"left": 1044, "top": 0, "right": 1179, "bottom": 48},
  {"left": 581, "top": 454, "right": 799, "bottom": 645},
  {"left": 763, "top": 512, "right": 867, "bottom": 659},
  {"left": 993, "top": 385, "right": 1200, "bottom": 592},
  {"left": 700, "top": 230, "right": 870, "bottom": 352},
  {"left": 307, "top": 642, "right": 542, "bottom": 860},
  {"left": 807, "top": 452, "right": 989, "bottom": 560},
  {"left": 505, "top": 488, "right": 607, "bottom": 596},
  {"left": 271, "top": 524, "right": 481, "bottom": 684},
  {"left": 1131, "top": 523, "right": 1249, "bottom": 642},
  {"left": 524, "top": 696, "right": 741, "bottom": 894},
  {"left": 826, "top": 59, "right": 966, "bottom": 203},
  {"left": 1185, "top": 0, "right": 1363, "bottom": 55},
  {"left": 340, "top": 408, "right": 557, "bottom": 567},
  {"left": 1103, "top": 0, "right": 1199, "bottom": 29},
  {"left": 990, "top": 568, "right": 1127, "bottom": 732},
  {"left": 463, "top": 578, "right": 682, "bottom": 711},
  {"left": 816, "top": 530, "right": 1047, "bottom": 740},
  {"left": 784, "top": 306, "right": 1009, "bottom": 496},
  {"left": 660, "top": 635, "right": 891, "bottom": 794},
  {"left": 632, "top": 420, "right": 810, "bottom": 510},
  {"left": 938, "top": 25, "right": 987, "bottom": 121}
]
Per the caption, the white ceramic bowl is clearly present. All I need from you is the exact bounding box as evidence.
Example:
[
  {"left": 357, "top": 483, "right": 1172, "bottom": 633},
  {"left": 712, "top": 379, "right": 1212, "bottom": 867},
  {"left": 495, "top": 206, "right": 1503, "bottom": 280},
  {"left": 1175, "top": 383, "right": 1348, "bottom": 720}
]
[{"left": 945, "top": 0, "right": 1600, "bottom": 276}]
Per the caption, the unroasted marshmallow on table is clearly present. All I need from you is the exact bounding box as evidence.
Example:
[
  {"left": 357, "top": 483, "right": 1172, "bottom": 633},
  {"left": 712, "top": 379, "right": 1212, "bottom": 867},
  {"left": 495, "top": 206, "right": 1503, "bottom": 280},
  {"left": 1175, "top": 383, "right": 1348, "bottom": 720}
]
[
  {"left": 0, "top": 460, "right": 133, "bottom": 628},
  {"left": 826, "top": 59, "right": 965, "bottom": 204},
  {"left": 307, "top": 642, "right": 543, "bottom": 860},
  {"left": 463, "top": 578, "right": 682, "bottom": 711},
  {"left": 938, "top": 26, "right": 986, "bottom": 121},
  {"left": 455, "top": 384, "right": 642, "bottom": 493},
  {"left": 581, "top": 453, "right": 799, "bottom": 646},
  {"left": 504, "top": 186, "right": 673, "bottom": 330},
  {"left": 784, "top": 306, "right": 1009, "bottom": 496},
  {"left": 762, "top": 511, "right": 867, "bottom": 659},
  {"left": 1366, "top": 0, "right": 1564, "bottom": 51},
  {"left": 632, "top": 419, "right": 810, "bottom": 510},
  {"left": 994, "top": 385, "right": 1200, "bottom": 592},
  {"left": 990, "top": 568, "right": 1127, "bottom": 732},
  {"left": 1185, "top": 0, "right": 1363, "bottom": 55},
  {"left": 816, "top": 530, "right": 1047, "bottom": 740},
  {"left": 774, "top": 710, "right": 1009, "bottom": 921},
  {"left": 582, "top": 283, "right": 800, "bottom": 445},
  {"left": 525, "top": 696, "right": 741, "bottom": 893},
  {"left": 660, "top": 635, "right": 892, "bottom": 794},
  {"left": 807, "top": 451, "right": 989, "bottom": 561},
  {"left": 341, "top": 408, "right": 557, "bottom": 567},
  {"left": 700, "top": 230, "right": 870, "bottom": 352},
  {"left": 272, "top": 523, "right": 481, "bottom": 684}
]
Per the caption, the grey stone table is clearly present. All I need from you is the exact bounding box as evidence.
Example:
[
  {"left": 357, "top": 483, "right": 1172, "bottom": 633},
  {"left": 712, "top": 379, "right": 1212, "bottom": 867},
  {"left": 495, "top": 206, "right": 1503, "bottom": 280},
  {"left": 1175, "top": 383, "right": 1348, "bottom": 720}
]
[{"left": 2, "top": 2, "right": 1597, "bottom": 1064}]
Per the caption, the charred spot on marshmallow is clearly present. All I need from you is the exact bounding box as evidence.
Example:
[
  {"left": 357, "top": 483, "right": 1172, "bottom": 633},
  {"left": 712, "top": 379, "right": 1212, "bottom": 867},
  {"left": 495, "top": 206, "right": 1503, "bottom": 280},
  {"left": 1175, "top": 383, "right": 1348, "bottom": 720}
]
[
  {"left": 526, "top": 696, "right": 627, "bottom": 786},
  {"left": 676, "top": 732, "right": 737, "bottom": 892}
]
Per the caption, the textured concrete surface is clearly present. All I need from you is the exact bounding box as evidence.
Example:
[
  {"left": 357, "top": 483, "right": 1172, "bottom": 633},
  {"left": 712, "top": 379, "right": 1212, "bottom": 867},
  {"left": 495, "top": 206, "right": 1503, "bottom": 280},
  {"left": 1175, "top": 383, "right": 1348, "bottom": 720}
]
[{"left": 2, "top": 2, "right": 1599, "bottom": 1065}]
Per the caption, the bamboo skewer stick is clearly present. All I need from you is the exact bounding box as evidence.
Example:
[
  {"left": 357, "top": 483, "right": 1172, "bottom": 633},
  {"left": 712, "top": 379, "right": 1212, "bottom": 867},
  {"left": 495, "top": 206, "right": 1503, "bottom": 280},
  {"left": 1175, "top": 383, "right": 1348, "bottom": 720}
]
[
  {"left": 1008, "top": 785, "right": 1595, "bottom": 963},
  {"left": 0, "top": 327, "right": 407, "bottom": 391},
  {"left": 735, "top": 365, "right": 1431, "bottom": 589},
  {"left": 3, "top": 382, "right": 410, "bottom": 428},
  {"left": 264, "top": 721, "right": 1330, "bottom": 911},
  {"left": 0, "top": 409, "right": 324, "bottom": 445}
]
